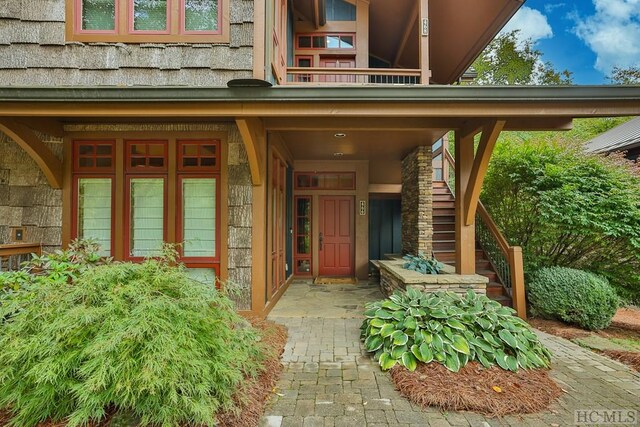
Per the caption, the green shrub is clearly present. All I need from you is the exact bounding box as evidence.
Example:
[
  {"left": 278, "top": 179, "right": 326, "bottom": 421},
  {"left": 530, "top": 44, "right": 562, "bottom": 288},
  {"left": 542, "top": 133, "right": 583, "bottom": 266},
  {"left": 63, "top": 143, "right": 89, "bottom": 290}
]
[
  {"left": 0, "top": 256, "right": 265, "bottom": 427},
  {"left": 361, "top": 289, "right": 552, "bottom": 373},
  {"left": 481, "top": 130, "right": 640, "bottom": 304},
  {"left": 528, "top": 267, "right": 619, "bottom": 330},
  {"left": 402, "top": 253, "right": 443, "bottom": 275}
]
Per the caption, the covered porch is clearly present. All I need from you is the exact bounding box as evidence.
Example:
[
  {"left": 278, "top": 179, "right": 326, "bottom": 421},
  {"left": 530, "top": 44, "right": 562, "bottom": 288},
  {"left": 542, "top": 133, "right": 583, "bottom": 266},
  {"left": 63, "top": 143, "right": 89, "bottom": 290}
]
[{"left": 0, "top": 85, "right": 639, "bottom": 319}]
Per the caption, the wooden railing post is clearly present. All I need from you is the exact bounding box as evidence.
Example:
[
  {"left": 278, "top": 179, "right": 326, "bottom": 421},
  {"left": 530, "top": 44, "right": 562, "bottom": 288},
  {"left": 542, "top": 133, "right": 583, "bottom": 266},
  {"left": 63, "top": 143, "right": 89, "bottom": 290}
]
[{"left": 508, "top": 246, "right": 527, "bottom": 319}]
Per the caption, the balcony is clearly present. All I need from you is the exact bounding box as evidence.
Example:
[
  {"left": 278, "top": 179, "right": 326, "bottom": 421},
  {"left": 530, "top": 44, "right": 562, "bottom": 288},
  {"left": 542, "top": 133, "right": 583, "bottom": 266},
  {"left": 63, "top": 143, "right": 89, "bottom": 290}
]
[{"left": 286, "top": 67, "right": 422, "bottom": 85}]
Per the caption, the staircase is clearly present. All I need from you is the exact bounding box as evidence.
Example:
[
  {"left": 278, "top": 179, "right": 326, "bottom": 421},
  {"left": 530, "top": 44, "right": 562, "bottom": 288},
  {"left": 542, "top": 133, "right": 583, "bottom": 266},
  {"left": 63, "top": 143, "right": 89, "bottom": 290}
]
[{"left": 432, "top": 181, "right": 512, "bottom": 306}]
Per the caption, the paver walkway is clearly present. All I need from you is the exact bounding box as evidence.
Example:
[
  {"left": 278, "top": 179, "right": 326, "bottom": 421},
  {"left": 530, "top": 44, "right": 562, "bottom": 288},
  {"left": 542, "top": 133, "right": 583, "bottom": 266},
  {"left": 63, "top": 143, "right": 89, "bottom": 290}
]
[{"left": 262, "top": 281, "right": 640, "bottom": 426}]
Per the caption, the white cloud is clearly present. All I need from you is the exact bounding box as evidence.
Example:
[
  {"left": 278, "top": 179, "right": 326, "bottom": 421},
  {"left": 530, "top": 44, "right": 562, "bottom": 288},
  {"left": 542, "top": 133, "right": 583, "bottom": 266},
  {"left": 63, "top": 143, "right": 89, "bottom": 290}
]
[
  {"left": 573, "top": 0, "right": 640, "bottom": 75},
  {"left": 544, "top": 3, "right": 566, "bottom": 14},
  {"left": 500, "top": 6, "right": 553, "bottom": 45}
]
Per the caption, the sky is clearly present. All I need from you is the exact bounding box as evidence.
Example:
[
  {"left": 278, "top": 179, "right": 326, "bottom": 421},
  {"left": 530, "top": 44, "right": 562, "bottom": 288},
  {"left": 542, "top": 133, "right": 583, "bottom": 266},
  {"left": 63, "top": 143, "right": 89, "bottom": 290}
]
[{"left": 499, "top": 0, "right": 640, "bottom": 84}]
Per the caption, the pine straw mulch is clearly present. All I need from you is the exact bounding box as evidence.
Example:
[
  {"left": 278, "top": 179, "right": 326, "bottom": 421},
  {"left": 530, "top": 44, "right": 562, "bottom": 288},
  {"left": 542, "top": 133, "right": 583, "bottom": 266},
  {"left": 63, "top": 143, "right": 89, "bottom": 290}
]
[
  {"left": 0, "top": 320, "right": 288, "bottom": 427},
  {"left": 599, "top": 350, "right": 640, "bottom": 372},
  {"left": 389, "top": 361, "right": 562, "bottom": 418},
  {"left": 217, "top": 319, "right": 288, "bottom": 427}
]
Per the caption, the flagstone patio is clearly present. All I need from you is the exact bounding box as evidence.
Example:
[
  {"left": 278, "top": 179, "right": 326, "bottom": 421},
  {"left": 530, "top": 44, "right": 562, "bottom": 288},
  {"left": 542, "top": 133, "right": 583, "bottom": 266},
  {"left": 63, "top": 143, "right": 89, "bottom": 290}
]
[{"left": 261, "top": 281, "right": 640, "bottom": 427}]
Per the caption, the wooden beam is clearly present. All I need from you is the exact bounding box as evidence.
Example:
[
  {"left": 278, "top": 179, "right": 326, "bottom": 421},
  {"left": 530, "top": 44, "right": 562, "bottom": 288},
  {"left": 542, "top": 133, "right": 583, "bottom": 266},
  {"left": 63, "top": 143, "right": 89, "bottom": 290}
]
[
  {"left": 15, "top": 118, "right": 65, "bottom": 138},
  {"left": 313, "top": 0, "right": 320, "bottom": 29},
  {"left": 463, "top": 119, "right": 505, "bottom": 225},
  {"left": 236, "top": 118, "right": 266, "bottom": 186},
  {"left": 393, "top": 1, "right": 418, "bottom": 68},
  {"left": 454, "top": 129, "right": 475, "bottom": 274},
  {"left": 0, "top": 118, "right": 63, "bottom": 188}
]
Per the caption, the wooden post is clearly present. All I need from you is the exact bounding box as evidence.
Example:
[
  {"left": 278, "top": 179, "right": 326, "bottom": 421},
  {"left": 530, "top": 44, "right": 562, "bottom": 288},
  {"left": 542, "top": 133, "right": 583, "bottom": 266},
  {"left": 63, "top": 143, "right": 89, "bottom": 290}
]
[
  {"left": 419, "top": 0, "right": 430, "bottom": 85},
  {"left": 509, "top": 246, "right": 527, "bottom": 319},
  {"left": 454, "top": 130, "right": 475, "bottom": 274}
]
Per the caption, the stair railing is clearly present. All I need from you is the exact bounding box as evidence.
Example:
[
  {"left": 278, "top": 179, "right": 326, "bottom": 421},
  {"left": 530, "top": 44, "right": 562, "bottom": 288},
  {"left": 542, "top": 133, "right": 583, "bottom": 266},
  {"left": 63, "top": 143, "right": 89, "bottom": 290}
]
[{"left": 434, "top": 144, "right": 527, "bottom": 319}]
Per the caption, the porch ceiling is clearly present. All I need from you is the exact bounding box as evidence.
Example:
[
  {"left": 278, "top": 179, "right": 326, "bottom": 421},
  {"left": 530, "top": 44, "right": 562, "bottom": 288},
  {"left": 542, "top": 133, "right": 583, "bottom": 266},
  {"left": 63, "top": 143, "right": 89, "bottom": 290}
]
[{"left": 277, "top": 129, "right": 446, "bottom": 161}]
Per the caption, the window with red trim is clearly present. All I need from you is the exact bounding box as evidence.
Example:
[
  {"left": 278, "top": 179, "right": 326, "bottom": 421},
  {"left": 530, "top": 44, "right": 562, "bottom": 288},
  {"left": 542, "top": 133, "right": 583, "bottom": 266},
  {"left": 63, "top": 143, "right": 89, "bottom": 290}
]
[
  {"left": 68, "top": 0, "right": 227, "bottom": 42},
  {"left": 296, "top": 33, "right": 355, "bottom": 50},
  {"left": 71, "top": 138, "right": 221, "bottom": 284},
  {"left": 295, "top": 172, "right": 355, "bottom": 190},
  {"left": 126, "top": 141, "right": 167, "bottom": 172},
  {"left": 72, "top": 141, "right": 116, "bottom": 256}
]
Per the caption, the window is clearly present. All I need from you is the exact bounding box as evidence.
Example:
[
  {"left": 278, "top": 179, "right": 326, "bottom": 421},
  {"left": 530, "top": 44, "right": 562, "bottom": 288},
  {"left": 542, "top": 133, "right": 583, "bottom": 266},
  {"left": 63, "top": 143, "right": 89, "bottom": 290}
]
[
  {"left": 295, "top": 172, "right": 355, "bottom": 190},
  {"left": 296, "top": 33, "right": 355, "bottom": 50},
  {"left": 294, "top": 196, "right": 312, "bottom": 275},
  {"left": 325, "top": 0, "right": 356, "bottom": 21},
  {"left": 72, "top": 141, "right": 116, "bottom": 256},
  {"left": 69, "top": 0, "right": 229, "bottom": 42},
  {"left": 72, "top": 137, "right": 222, "bottom": 283}
]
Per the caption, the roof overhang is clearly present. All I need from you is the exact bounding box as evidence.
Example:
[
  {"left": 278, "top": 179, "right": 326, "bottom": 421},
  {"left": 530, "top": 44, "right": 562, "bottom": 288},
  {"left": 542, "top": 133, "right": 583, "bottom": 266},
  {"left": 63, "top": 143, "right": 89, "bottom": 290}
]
[{"left": 1, "top": 86, "right": 639, "bottom": 127}]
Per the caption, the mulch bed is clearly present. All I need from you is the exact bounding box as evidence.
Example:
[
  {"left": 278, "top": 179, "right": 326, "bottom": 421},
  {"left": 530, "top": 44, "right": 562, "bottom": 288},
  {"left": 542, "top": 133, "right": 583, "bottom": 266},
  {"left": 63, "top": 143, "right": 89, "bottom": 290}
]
[
  {"left": 389, "top": 361, "right": 562, "bottom": 417},
  {"left": 217, "top": 319, "right": 288, "bottom": 427},
  {"left": 599, "top": 350, "right": 640, "bottom": 372},
  {"left": 0, "top": 320, "right": 288, "bottom": 427}
]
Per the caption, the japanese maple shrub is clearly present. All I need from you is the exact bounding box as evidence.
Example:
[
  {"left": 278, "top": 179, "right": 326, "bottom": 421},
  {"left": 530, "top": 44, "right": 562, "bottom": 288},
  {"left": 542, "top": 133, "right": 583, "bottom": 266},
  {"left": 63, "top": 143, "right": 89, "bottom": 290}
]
[
  {"left": 361, "top": 289, "right": 552, "bottom": 373},
  {"left": 0, "top": 246, "right": 266, "bottom": 427}
]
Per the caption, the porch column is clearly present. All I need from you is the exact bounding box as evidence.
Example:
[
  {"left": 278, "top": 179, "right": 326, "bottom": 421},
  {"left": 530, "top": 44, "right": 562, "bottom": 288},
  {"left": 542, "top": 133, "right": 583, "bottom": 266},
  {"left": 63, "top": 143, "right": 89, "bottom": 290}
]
[
  {"left": 454, "top": 130, "right": 475, "bottom": 274},
  {"left": 401, "top": 146, "right": 433, "bottom": 256}
]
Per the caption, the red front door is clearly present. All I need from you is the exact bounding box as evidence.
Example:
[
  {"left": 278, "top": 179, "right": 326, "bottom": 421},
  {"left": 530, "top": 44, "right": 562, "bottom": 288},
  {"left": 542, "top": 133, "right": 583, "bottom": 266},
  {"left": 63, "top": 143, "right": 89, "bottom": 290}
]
[{"left": 319, "top": 196, "right": 354, "bottom": 276}]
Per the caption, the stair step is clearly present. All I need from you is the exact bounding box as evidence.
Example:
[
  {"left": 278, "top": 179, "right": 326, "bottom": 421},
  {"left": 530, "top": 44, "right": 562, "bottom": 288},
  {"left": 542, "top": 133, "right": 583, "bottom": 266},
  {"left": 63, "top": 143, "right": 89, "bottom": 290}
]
[
  {"left": 433, "top": 208, "right": 455, "bottom": 216},
  {"left": 433, "top": 249, "right": 485, "bottom": 261},
  {"left": 433, "top": 240, "right": 455, "bottom": 250},
  {"left": 433, "top": 194, "right": 454, "bottom": 201},
  {"left": 477, "top": 269, "right": 498, "bottom": 281},
  {"left": 433, "top": 201, "right": 455, "bottom": 208},
  {"left": 491, "top": 294, "right": 513, "bottom": 307},
  {"left": 433, "top": 230, "right": 455, "bottom": 240},
  {"left": 433, "top": 222, "right": 455, "bottom": 231}
]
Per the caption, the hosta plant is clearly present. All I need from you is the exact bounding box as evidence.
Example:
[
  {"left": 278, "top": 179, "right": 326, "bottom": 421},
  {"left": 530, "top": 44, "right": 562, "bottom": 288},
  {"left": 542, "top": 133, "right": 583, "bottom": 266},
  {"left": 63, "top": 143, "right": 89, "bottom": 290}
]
[
  {"left": 402, "top": 253, "right": 443, "bottom": 275},
  {"left": 361, "top": 289, "right": 552, "bottom": 373}
]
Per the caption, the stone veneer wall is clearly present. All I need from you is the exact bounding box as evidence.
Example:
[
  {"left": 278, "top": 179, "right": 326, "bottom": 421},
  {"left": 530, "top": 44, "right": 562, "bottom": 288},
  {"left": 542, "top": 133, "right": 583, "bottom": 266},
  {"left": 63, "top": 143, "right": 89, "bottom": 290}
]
[
  {"left": 0, "top": 132, "right": 63, "bottom": 253},
  {"left": 379, "top": 261, "right": 487, "bottom": 297},
  {"left": 401, "top": 146, "right": 433, "bottom": 255},
  {"left": 1, "top": 123, "right": 253, "bottom": 310}
]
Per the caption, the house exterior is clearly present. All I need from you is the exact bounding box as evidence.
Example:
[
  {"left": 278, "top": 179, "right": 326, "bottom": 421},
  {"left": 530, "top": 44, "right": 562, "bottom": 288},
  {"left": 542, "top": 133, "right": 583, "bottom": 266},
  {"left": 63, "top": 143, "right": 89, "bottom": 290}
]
[
  {"left": 1, "top": 0, "right": 640, "bottom": 318},
  {"left": 585, "top": 116, "right": 640, "bottom": 161}
]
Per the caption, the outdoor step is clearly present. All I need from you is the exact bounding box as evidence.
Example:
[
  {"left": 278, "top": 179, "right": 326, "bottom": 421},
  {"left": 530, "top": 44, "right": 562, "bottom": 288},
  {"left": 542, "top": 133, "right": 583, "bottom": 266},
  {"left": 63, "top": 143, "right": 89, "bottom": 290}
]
[
  {"left": 433, "top": 230, "right": 455, "bottom": 240},
  {"left": 432, "top": 181, "right": 448, "bottom": 187},
  {"left": 433, "top": 249, "right": 485, "bottom": 261},
  {"left": 433, "top": 208, "right": 455, "bottom": 216},
  {"left": 491, "top": 294, "right": 513, "bottom": 307},
  {"left": 475, "top": 259, "right": 492, "bottom": 269},
  {"left": 478, "top": 269, "right": 498, "bottom": 282},
  {"left": 433, "top": 240, "right": 455, "bottom": 250},
  {"left": 433, "top": 194, "right": 455, "bottom": 202},
  {"left": 433, "top": 200, "right": 455, "bottom": 208},
  {"left": 433, "top": 222, "right": 455, "bottom": 231},
  {"left": 432, "top": 188, "right": 452, "bottom": 195}
]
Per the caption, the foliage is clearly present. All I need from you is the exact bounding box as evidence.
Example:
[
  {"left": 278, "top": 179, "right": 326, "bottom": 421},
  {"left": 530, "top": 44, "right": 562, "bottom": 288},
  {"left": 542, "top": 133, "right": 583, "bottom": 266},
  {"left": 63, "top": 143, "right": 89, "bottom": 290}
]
[
  {"left": 482, "top": 133, "right": 640, "bottom": 304},
  {"left": 0, "top": 254, "right": 266, "bottom": 427},
  {"left": 469, "top": 30, "right": 572, "bottom": 85},
  {"left": 402, "top": 253, "right": 443, "bottom": 275},
  {"left": 609, "top": 66, "right": 640, "bottom": 85},
  {"left": 528, "top": 267, "right": 619, "bottom": 330},
  {"left": 360, "top": 289, "right": 552, "bottom": 373}
]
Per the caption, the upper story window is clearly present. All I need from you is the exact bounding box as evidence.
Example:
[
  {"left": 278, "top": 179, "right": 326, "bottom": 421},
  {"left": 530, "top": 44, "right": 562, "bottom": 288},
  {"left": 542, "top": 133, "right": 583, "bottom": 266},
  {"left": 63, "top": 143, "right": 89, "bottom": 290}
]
[
  {"left": 68, "top": 0, "right": 229, "bottom": 43},
  {"left": 296, "top": 33, "right": 355, "bottom": 50},
  {"left": 325, "top": 0, "right": 356, "bottom": 21}
]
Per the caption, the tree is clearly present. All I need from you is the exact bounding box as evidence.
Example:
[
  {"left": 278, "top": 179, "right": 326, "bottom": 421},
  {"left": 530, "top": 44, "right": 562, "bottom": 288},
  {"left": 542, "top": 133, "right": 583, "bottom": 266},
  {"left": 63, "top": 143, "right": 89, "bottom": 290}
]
[
  {"left": 609, "top": 66, "right": 640, "bottom": 85},
  {"left": 469, "top": 30, "right": 573, "bottom": 85},
  {"left": 481, "top": 134, "right": 640, "bottom": 304}
]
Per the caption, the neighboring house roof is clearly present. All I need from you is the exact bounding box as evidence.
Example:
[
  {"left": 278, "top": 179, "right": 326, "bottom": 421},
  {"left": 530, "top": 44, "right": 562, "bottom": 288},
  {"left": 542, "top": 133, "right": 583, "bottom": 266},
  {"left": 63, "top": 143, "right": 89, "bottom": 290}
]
[{"left": 585, "top": 116, "right": 640, "bottom": 154}]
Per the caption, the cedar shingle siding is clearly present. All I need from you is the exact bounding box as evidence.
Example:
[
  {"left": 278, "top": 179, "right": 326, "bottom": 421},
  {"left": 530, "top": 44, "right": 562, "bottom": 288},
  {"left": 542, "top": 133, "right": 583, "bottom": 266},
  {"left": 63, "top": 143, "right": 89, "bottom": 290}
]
[{"left": 0, "top": 0, "right": 255, "bottom": 86}]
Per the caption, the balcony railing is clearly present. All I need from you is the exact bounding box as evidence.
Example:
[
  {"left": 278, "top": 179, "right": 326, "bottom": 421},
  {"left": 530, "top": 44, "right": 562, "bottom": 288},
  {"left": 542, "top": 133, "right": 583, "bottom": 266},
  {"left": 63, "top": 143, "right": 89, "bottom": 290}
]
[
  {"left": 286, "top": 67, "right": 421, "bottom": 85},
  {"left": 0, "top": 242, "right": 42, "bottom": 272}
]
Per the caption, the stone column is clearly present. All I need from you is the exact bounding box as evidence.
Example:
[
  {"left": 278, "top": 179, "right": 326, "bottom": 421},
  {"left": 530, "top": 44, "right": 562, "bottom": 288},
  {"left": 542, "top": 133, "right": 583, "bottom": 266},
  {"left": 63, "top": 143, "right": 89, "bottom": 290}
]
[{"left": 401, "top": 146, "right": 433, "bottom": 256}]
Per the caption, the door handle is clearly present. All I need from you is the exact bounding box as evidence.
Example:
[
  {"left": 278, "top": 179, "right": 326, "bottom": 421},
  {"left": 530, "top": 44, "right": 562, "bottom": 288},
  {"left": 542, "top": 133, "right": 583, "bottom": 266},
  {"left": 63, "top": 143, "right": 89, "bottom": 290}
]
[{"left": 319, "top": 232, "right": 323, "bottom": 251}]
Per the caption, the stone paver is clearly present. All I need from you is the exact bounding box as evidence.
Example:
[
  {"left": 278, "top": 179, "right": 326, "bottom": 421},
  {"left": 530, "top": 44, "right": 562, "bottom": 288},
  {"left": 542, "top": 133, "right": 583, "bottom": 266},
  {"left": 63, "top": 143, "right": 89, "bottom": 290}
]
[{"left": 261, "top": 282, "right": 640, "bottom": 426}]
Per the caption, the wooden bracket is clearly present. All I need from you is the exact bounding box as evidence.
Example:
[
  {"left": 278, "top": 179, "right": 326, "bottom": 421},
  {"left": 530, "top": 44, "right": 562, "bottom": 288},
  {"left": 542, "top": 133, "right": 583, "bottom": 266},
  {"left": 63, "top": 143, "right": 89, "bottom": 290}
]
[
  {"left": 463, "top": 119, "right": 505, "bottom": 225},
  {"left": 0, "top": 118, "right": 63, "bottom": 189},
  {"left": 236, "top": 117, "right": 266, "bottom": 186}
]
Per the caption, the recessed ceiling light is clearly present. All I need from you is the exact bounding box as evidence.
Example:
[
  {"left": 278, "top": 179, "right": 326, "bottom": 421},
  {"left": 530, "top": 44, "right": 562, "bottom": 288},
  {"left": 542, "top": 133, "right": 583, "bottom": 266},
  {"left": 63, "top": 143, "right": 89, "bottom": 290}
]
[
  {"left": 334, "top": 132, "right": 347, "bottom": 138},
  {"left": 333, "top": 152, "right": 344, "bottom": 157}
]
